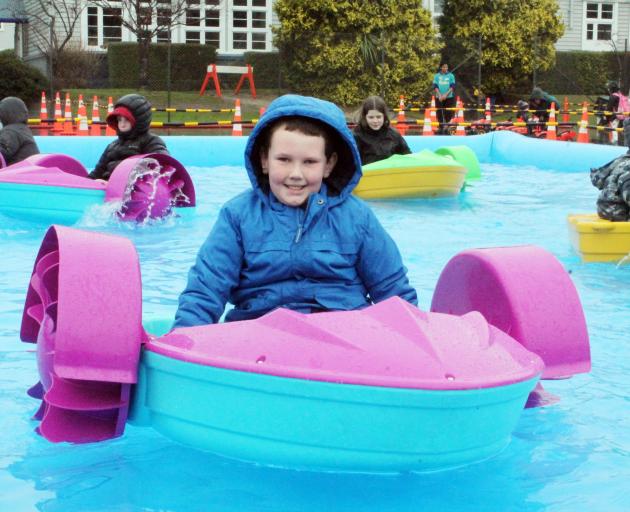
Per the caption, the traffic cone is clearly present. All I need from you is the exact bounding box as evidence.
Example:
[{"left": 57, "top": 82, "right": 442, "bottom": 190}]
[
  {"left": 484, "top": 97, "right": 492, "bottom": 123},
  {"left": 52, "top": 92, "right": 63, "bottom": 133},
  {"left": 76, "top": 101, "right": 89, "bottom": 135},
  {"left": 422, "top": 108, "right": 433, "bottom": 136},
  {"left": 454, "top": 98, "right": 466, "bottom": 136},
  {"left": 546, "top": 102, "right": 557, "bottom": 140},
  {"left": 232, "top": 99, "right": 243, "bottom": 136},
  {"left": 562, "top": 96, "right": 569, "bottom": 123},
  {"left": 576, "top": 102, "right": 589, "bottom": 143},
  {"left": 90, "top": 96, "right": 101, "bottom": 135},
  {"left": 39, "top": 91, "right": 48, "bottom": 136},
  {"left": 63, "top": 93, "right": 74, "bottom": 135},
  {"left": 105, "top": 96, "right": 116, "bottom": 136},
  {"left": 429, "top": 95, "right": 438, "bottom": 132},
  {"left": 396, "top": 96, "right": 407, "bottom": 136}
]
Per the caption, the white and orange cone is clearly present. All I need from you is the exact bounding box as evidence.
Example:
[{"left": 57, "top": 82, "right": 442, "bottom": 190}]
[
  {"left": 39, "top": 91, "right": 48, "bottom": 136},
  {"left": 422, "top": 108, "right": 434, "bottom": 136},
  {"left": 454, "top": 98, "right": 466, "bottom": 136},
  {"left": 105, "top": 96, "right": 116, "bottom": 136},
  {"left": 232, "top": 99, "right": 243, "bottom": 136},
  {"left": 90, "top": 96, "right": 101, "bottom": 136},
  {"left": 576, "top": 102, "right": 589, "bottom": 143},
  {"left": 396, "top": 96, "right": 407, "bottom": 136},
  {"left": 546, "top": 103, "right": 557, "bottom": 140}
]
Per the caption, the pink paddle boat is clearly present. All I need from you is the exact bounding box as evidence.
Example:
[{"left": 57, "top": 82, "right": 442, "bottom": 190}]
[
  {"left": 20, "top": 226, "right": 591, "bottom": 473},
  {"left": 0, "top": 153, "right": 195, "bottom": 223}
]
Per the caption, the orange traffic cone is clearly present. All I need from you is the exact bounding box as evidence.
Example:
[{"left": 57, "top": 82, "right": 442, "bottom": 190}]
[
  {"left": 484, "top": 97, "right": 492, "bottom": 123},
  {"left": 576, "top": 102, "right": 590, "bottom": 143},
  {"left": 90, "top": 96, "right": 101, "bottom": 135},
  {"left": 39, "top": 91, "right": 48, "bottom": 136},
  {"left": 422, "top": 108, "right": 433, "bottom": 136},
  {"left": 77, "top": 101, "right": 89, "bottom": 135},
  {"left": 396, "top": 96, "right": 407, "bottom": 136},
  {"left": 52, "top": 92, "right": 63, "bottom": 133},
  {"left": 63, "top": 92, "right": 74, "bottom": 135},
  {"left": 105, "top": 96, "right": 116, "bottom": 136},
  {"left": 232, "top": 99, "right": 243, "bottom": 136},
  {"left": 429, "top": 95, "right": 438, "bottom": 132},
  {"left": 546, "top": 102, "right": 557, "bottom": 140},
  {"left": 562, "top": 96, "right": 569, "bottom": 123},
  {"left": 454, "top": 98, "right": 466, "bottom": 136}
]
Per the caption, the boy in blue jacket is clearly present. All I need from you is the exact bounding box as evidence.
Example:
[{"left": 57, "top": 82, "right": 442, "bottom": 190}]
[{"left": 174, "top": 94, "right": 417, "bottom": 327}]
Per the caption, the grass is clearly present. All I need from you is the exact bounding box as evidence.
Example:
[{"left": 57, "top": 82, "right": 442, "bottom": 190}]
[{"left": 31, "top": 89, "right": 604, "bottom": 137}]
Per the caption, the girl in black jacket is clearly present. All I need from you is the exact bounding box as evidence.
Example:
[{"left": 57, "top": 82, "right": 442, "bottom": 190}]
[
  {"left": 353, "top": 96, "right": 411, "bottom": 165},
  {"left": 89, "top": 94, "right": 169, "bottom": 180}
]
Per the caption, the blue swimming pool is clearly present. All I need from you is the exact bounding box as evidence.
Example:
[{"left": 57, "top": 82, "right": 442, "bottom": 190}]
[{"left": 0, "top": 133, "right": 628, "bottom": 511}]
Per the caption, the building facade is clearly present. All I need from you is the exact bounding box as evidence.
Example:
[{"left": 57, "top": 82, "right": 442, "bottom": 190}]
[
  {"left": 11, "top": 1, "right": 630, "bottom": 75},
  {"left": 556, "top": 0, "right": 630, "bottom": 51}
]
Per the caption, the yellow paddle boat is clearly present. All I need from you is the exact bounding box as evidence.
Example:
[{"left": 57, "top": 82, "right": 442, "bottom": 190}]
[
  {"left": 354, "top": 146, "right": 480, "bottom": 200},
  {"left": 567, "top": 213, "right": 630, "bottom": 263}
]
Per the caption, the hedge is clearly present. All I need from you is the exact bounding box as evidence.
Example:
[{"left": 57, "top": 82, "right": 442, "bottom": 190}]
[
  {"left": 537, "top": 51, "right": 629, "bottom": 95},
  {"left": 0, "top": 50, "right": 48, "bottom": 103},
  {"left": 108, "top": 43, "right": 217, "bottom": 90}
]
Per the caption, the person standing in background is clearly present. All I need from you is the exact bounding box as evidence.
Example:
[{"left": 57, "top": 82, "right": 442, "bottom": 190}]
[{"left": 433, "top": 63, "right": 456, "bottom": 134}]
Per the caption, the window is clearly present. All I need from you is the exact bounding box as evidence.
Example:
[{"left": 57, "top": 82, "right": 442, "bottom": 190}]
[
  {"left": 186, "top": 9, "right": 201, "bottom": 26},
  {"left": 252, "top": 11, "right": 266, "bottom": 29},
  {"left": 102, "top": 8, "right": 122, "bottom": 46},
  {"left": 252, "top": 0, "right": 267, "bottom": 6},
  {"left": 157, "top": 8, "right": 172, "bottom": 42},
  {"left": 205, "top": 31, "right": 220, "bottom": 49},
  {"left": 585, "top": 3, "right": 613, "bottom": 42},
  {"left": 186, "top": 31, "right": 200, "bottom": 43},
  {"left": 205, "top": 9, "right": 219, "bottom": 27},
  {"left": 234, "top": 0, "right": 247, "bottom": 5},
  {"left": 252, "top": 32, "right": 266, "bottom": 50},
  {"left": 233, "top": 32, "right": 247, "bottom": 50},
  {"left": 233, "top": 10, "right": 247, "bottom": 28},
  {"left": 87, "top": 6, "right": 98, "bottom": 46}
]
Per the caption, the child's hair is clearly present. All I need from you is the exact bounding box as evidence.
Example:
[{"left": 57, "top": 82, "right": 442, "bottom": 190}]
[
  {"left": 252, "top": 115, "right": 354, "bottom": 197},
  {"left": 357, "top": 96, "right": 390, "bottom": 132}
]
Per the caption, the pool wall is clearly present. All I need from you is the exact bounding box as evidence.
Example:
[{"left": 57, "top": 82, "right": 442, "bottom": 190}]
[{"left": 34, "top": 131, "right": 626, "bottom": 171}]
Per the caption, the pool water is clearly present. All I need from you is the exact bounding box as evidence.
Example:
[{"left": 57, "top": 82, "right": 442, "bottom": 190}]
[{"left": 1, "top": 162, "right": 628, "bottom": 511}]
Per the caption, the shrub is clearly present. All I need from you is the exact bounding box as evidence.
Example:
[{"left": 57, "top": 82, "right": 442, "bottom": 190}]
[
  {"left": 108, "top": 43, "right": 217, "bottom": 90},
  {"left": 0, "top": 50, "right": 48, "bottom": 103}
]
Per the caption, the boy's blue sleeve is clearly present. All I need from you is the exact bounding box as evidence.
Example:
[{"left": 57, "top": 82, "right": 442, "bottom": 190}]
[
  {"left": 173, "top": 206, "right": 243, "bottom": 327},
  {"left": 356, "top": 208, "right": 418, "bottom": 306}
]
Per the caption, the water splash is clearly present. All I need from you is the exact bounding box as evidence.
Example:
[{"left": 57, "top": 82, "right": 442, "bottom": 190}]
[{"left": 118, "top": 158, "right": 192, "bottom": 223}]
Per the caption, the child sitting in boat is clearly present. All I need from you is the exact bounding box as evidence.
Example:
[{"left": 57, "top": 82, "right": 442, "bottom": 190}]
[
  {"left": 89, "top": 94, "right": 168, "bottom": 181},
  {"left": 590, "top": 120, "right": 630, "bottom": 221},
  {"left": 0, "top": 96, "right": 40, "bottom": 166},
  {"left": 174, "top": 94, "right": 417, "bottom": 327},
  {"left": 353, "top": 95, "right": 411, "bottom": 165}
]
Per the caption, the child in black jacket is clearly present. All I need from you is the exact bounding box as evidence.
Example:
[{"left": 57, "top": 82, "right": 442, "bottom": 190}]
[
  {"left": 89, "top": 94, "right": 168, "bottom": 180},
  {"left": 590, "top": 119, "right": 630, "bottom": 221},
  {"left": 0, "top": 96, "right": 39, "bottom": 166}
]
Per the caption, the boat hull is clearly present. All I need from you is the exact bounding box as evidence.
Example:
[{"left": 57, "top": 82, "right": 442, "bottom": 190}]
[
  {"left": 130, "top": 350, "right": 539, "bottom": 473},
  {"left": 567, "top": 213, "right": 630, "bottom": 262},
  {"left": 354, "top": 165, "right": 467, "bottom": 199}
]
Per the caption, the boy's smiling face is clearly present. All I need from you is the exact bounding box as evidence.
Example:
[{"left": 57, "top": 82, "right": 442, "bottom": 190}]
[{"left": 261, "top": 126, "right": 337, "bottom": 207}]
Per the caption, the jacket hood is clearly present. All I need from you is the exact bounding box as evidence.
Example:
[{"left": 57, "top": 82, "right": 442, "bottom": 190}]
[
  {"left": 530, "top": 87, "right": 545, "bottom": 100},
  {"left": 244, "top": 94, "right": 362, "bottom": 202},
  {"left": 113, "top": 94, "right": 152, "bottom": 137},
  {"left": 0, "top": 97, "right": 29, "bottom": 125}
]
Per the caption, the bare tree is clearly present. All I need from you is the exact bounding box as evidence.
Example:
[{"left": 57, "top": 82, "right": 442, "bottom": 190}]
[
  {"left": 9, "top": 0, "right": 85, "bottom": 93},
  {"left": 10, "top": 0, "right": 84, "bottom": 53},
  {"left": 90, "top": 0, "right": 190, "bottom": 87}
]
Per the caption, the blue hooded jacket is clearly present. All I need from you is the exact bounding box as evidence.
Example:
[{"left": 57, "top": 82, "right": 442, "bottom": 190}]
[{"left": 174, "top": 94, "right": 417, "bottom": 327}]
